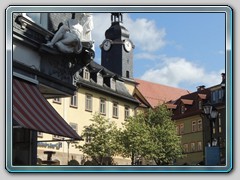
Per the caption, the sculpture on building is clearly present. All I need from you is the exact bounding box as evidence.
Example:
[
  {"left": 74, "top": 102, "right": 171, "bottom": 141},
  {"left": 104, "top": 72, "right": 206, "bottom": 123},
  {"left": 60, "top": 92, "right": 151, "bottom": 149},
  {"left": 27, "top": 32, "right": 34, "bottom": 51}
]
[{"left": 46, "top": 13, "right": 94, "bottom": 54}]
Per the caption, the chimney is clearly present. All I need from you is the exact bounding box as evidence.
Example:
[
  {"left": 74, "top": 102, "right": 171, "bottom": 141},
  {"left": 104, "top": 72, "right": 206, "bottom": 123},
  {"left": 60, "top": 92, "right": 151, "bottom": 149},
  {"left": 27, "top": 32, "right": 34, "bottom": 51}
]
[
  {"left": 221, "top": 73, "right": 226, "bottom": 89},
  {"left": 197, "top": 85, "right": 205, "bottom": 92},
  {"left": 221, "top": 73, "right": 226, "bottom": 81}
]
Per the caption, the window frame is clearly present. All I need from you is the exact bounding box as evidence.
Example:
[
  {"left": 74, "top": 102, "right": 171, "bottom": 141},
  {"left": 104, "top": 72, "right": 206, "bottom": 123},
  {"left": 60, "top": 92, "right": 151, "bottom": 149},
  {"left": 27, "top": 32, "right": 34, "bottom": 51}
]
[
  {"left": 183, "top": 143, "right": 189, "bottom": 153},
  {"left": 69, "top": 122, "right": 78, "bottom": 133},
  {"left": 83, "top": 68, "right": 90, "bottom": 81},
  {"left": 70, "top": 91, "right": 78, "bottom": 108},
  {"left": 197, "top": 141, "right": 202, "bottom": 151},
  {"left": 85, "top": 94, "right": 93, "bottom": 112},
  {"left": 198, "top": 119, "right": 202, "bottom": 131},
  {"left": 181, "top": 105, "right": 185, "bottom": 114},
  {"left": 192, "top": 120, "right": 197, "bottom": 132},
  {"left": 180, "top": 123, "right": 184, "bottom": 134},
  {"left": 85, "top": 127, "right": 92, "bottom": 143},
  {"left": 97, "top": 73, "right": 103, "bottom": 86},
  {"left": 111, "top": 78, "right": 116, "bottom": 90},
  {"left": 190, "top": 142, "right": 196, "bottom": 152},
  {"left": 112, "top": 102, "right": 119, "bottom": 118},
  {"left": 176, "top": 125, "right": 180, "bottom": 135},
  {"left": 124, "top": 106, "right": 130, "bottom": 120},
  {"left": 99, "top": 98, "right": 106, "bottom": 115},
  {"left": 198, "top": 100, "right": 202, "bottom": 109},
  {"left": 218, "top": 113, "right": 222, "bottom": 133}
]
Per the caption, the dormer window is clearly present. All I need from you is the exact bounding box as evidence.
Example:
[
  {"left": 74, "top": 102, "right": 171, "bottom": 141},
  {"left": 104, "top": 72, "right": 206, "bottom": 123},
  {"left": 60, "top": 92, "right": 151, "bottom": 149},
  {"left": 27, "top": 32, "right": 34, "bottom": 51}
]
[
  {"left": 110, "top": 78, "right": 116, "bottom": 90},
  {"left": 97, "top": 73, "right": 103, "bottom": 86},
  {"left": 83, "top": 68, "right": 90, "bottom": 81}
]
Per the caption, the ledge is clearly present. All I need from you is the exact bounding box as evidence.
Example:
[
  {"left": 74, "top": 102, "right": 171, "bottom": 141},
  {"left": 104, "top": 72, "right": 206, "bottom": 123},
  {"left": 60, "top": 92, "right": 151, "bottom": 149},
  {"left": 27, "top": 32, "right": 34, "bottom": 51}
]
[{"left": 15, "top": 15, "right": 54, "bottom": 41}]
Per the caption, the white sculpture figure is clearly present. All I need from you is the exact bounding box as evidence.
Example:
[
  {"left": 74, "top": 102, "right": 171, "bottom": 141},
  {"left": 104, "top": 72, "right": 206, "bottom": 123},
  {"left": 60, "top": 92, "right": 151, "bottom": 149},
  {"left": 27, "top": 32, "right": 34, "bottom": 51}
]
[
  {"left": 46, "top": 13, "right": 94, "bottom": 54},
  {"left": 79, "top": 13, "right": 94, "bottom": 42}
]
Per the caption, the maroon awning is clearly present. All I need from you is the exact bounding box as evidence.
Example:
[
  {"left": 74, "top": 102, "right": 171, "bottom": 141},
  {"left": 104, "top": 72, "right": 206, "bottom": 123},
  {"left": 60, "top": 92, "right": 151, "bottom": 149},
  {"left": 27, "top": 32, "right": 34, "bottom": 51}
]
[{"left": 13, "top": 77, "right": 82, "bottom": 140}]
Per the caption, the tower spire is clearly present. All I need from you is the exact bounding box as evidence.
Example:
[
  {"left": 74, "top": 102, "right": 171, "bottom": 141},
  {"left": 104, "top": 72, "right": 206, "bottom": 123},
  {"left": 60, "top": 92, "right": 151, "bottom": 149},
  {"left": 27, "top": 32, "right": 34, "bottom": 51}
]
[{"left": 111, "top": 13, "right": 123, "bottom": 23}]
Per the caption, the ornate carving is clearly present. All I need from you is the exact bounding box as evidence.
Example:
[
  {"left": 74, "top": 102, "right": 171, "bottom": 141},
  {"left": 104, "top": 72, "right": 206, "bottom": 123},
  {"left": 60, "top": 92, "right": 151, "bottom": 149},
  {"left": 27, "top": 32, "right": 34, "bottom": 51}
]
[{"left": 45, "top": 13, "right": 94, "bottom": 54}]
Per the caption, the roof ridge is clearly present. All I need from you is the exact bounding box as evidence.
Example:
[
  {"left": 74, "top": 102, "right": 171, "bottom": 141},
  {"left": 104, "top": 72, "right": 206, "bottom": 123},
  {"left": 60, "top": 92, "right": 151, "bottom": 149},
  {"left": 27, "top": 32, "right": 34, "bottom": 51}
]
[{"left": 134, "top": 78, "right": 189, "bottom": 91}]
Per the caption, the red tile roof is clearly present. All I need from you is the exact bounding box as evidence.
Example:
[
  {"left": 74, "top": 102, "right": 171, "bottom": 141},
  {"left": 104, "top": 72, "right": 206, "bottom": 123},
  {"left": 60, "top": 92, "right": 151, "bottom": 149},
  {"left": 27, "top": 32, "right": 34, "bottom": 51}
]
[{"left": 135, "top": 79, "right": 190, "bottom": 108}]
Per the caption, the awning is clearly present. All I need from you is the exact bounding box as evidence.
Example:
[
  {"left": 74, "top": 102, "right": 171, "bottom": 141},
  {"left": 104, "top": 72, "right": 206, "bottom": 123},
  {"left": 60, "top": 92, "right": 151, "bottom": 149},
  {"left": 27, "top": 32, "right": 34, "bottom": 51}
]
[{"left": 13, "top": 77, "right": 82, "bottom": 140}]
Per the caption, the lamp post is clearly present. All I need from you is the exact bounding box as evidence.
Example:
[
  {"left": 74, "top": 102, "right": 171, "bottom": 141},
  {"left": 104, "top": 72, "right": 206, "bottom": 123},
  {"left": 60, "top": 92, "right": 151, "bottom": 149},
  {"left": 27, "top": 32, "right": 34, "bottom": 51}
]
[{"left": 203, "top": 101, "right": 218, "bottom": 147}]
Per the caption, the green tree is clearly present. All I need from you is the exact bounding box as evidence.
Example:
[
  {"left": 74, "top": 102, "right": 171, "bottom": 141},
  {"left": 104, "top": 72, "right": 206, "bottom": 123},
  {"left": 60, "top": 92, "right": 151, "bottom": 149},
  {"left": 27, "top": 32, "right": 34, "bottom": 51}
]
[
  {"left": 76, "top": 114, "right": 120, "bottom": 165},
  {"left": 120, "top": 105, "right": 183, "bottom": 165}
]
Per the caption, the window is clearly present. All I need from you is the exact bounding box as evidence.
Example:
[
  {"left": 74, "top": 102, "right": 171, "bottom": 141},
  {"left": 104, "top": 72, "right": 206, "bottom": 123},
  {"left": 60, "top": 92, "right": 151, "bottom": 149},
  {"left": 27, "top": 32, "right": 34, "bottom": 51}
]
[
  {"left": 97, "top": 73, "right": 103, "bottom": 86},
  {"left": 197, "top": 141, "right": 202, "bottom": 151},
  {"left": 124, "top": 106, "right": 130, "bottom": 120},
  {"left": 176, "top": 125, "right": 180, "bottom": 135},
  {"left": 197, "top": 119, "right": 202, "bottom": 131},
  {"left": 85, "top": 127, "right": 92, "bottom": 143},
  {"left": 111, "top": 78, "right": 116, "bottom": 90},
  {"left": 198, "top": 101, "right": 202, "bottom": 109},
  {"left": 85, "top": 94, "right": 92, "bottom": 112},
  {"left": 192, "top": 121, "right": 196, "bottom": 132},
  {"left": 70, "top": 123, "right": 78, "bottom": 133},
  {"left": 211, "top": 89, "right": 224, "bottom": 104},
  {"left": 100, "top": 98, "right": 106, "bottom": 115},
  {"left": 183, "top": 144, "right": 189, "bottom": 153},
  {"left": 70, "top": 91, "right": 78, "bottom": 107},
  {"left": 190, "top": 142, "right": 196, "bottom": 152},
  {"left": 53, "top": 98, "right": 61, "bottom": 104},
  {"left": 83, "top": 68, "right": 90, "bottom": 81},
  {"left": 113, "top": 102, "right": 118, "bottom": 118},
  {"left": 180, "top": 123, "right": 184, "bottom": 134},
  {"left": 181, "top": 105, "right": 185, "bottom": 114},
  {"left": 218, "top": 113, "right": 222, "bottom": 133}
]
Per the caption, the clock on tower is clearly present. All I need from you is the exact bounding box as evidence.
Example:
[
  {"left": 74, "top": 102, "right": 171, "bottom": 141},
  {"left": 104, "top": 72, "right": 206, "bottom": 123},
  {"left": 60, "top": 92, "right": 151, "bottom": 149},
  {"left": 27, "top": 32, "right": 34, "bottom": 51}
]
[{"left": 101, "top": 13, "right": 134, "bottom": 79}]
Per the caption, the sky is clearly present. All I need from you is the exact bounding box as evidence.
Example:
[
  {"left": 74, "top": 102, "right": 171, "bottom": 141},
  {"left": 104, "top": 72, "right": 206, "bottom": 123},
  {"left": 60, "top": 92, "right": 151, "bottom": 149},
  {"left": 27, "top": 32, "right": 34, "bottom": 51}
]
[{"left": 91, "top": 13, "right": 225, "bottom": 92}]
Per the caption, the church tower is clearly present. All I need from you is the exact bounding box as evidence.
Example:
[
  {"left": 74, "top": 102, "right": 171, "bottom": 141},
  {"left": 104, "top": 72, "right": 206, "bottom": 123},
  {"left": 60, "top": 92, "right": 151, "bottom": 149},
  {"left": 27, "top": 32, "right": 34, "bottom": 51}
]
[{"left": 100, "top": 13, "right": 134, "bottom": 79}]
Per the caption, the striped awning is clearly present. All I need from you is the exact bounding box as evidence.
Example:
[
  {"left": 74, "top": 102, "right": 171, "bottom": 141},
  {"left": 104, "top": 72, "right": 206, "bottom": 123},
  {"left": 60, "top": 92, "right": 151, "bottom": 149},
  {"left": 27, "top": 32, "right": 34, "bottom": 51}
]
[{"left": 13, "top": 77, "right": 82, "bottom": 140}]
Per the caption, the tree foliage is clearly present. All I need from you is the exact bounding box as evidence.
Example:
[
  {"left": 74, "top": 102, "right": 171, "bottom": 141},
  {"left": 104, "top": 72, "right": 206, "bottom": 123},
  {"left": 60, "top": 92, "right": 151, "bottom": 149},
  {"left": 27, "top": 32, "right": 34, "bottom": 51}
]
[
  {"left": 76, "top": 113, "right": 120, "bottom": 165},
  {"left": 120, "top": 105, "right": 183, "bottom": 165}
]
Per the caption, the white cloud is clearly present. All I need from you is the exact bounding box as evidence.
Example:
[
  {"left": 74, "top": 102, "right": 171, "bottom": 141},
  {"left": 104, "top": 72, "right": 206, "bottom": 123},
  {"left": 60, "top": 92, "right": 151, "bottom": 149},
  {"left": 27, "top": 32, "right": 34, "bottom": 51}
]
[
  {"left": 91, "top": 13, "right": 167, "bottom": 52},
  {"left": 124, "top": 15, "right": 166, "bottom": 52},
  {"left": 140, "top": 56, "right": 224, "bottom": 90},
  {"left": 134, "top": 53, "right": 165, "bottom": 61},
  {"left": 92, "top": 13, "right": 111, "bottom": 48}
]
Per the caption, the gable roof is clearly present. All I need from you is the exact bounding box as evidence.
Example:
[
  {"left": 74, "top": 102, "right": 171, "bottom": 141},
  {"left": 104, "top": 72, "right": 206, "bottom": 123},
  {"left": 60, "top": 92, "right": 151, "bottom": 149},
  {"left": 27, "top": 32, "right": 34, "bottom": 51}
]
[
  {"left": 172, "top": 88, "right": 211, "bottom": 119},
  {"left": 134, "top": 79, "right": 190, "bottom": 108}
]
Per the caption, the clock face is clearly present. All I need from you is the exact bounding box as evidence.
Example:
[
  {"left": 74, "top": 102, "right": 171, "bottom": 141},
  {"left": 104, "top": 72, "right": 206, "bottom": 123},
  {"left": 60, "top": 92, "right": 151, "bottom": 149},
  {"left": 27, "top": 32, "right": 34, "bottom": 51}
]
[
  {"left": 103, "top": 40, "right": 111, "bottom": 51},
  {"left": 124, "top": 39, "right": 132, "bottom": 52}
]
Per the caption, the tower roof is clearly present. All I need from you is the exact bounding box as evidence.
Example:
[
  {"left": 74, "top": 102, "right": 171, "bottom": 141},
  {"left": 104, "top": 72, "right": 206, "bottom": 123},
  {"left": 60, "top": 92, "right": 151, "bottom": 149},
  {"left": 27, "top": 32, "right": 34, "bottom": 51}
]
[{"left": 105, "top": 13, "right": 130, "bottom": 40}]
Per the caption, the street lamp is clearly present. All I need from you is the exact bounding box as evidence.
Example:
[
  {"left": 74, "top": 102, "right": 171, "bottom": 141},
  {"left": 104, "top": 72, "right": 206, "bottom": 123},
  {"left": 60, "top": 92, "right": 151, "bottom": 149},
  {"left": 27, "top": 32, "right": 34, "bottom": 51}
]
[{"left": 203, "top": 101, "right": 218, "bottom": 147}]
